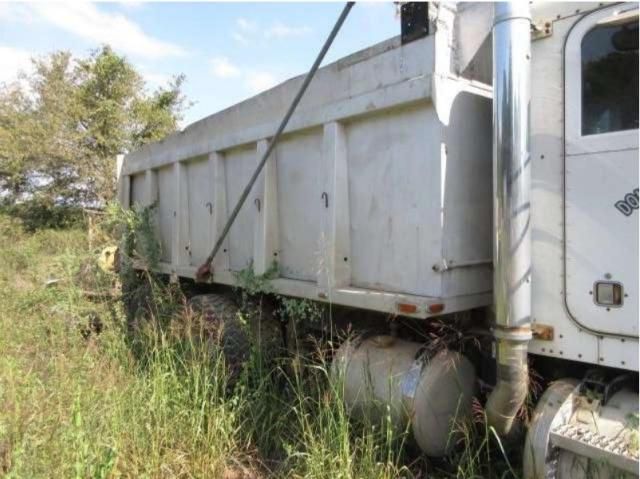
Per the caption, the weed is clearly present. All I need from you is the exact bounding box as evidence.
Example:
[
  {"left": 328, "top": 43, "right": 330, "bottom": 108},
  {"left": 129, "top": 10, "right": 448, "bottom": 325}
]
[
  {"left": 233, "top": 261, "right": 279, "bottom": 313},
  {"left": 626, "top": 412, "right": 639, "bottom": 454},
  {"left": 0, "top": 210, "right": 522, "bottom": 478},
  {"left": 279, "top": 297, "right": 323, "bottom": 329}
]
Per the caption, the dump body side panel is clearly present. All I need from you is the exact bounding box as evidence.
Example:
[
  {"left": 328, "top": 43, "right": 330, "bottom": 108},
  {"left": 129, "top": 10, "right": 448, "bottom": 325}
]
[
  {"left": 345, "top": 104, "right": 442, "bottom": 297},
  {"left": 223, "top": 146, "right": 257, "bottom": 272},
  {"left": 119, "top": 30, "right": 494, "bottom": 319},
  {"left": 185, "top": 156, "right": 212, "bottom": 266},
  {"left": 275, "top": 128, "right": 324, "bottom": 282}
]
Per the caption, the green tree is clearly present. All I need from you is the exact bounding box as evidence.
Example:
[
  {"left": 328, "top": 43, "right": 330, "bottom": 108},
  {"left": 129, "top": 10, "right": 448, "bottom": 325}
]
[{"left": 0, "top": 46, "right": 187, "bottom": 206}]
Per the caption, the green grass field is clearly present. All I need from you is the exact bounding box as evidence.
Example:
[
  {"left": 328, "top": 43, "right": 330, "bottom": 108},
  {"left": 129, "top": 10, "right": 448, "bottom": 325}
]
[{"left": 0, "top": 211, "right": 515, "bottom": 478}]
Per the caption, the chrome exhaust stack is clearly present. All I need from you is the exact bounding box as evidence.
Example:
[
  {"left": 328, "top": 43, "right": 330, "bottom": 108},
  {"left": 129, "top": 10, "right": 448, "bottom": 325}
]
[{"left": 486, "top": 1, "right": 533, "bottom": 438}]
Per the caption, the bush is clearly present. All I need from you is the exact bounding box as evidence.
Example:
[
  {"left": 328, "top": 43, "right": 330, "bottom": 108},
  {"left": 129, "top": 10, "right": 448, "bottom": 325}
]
[{"left": 1, "top": 197, "right": 85, "bottom": 232}]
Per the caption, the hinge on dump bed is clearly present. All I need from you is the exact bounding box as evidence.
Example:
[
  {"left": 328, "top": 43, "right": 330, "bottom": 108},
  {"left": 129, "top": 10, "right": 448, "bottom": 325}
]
[
  {"left": 401, "top": 2, "right": 429, "bottom": 44},
  {"left": 531, "top": 19, "right": 553, "bottom": 40}
]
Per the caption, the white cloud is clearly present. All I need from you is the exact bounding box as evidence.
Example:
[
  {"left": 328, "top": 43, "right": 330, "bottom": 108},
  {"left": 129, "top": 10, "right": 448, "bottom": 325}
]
[
  {"left": 136, "top": 65, "right": 170, "bottom": 91},
  {"left": 245, "top": 71, "right": 278, "bottom": 94},
  {"left": 144, "top": 71, "right": 169, "bottom": 88},
  {"left": 236, "top": 18, "right": 256, "bottom": 33},
  {"left": 0, "top": 2, "right": 7, "bottom": 19},
  {"left": 210, "top": 56, "right": 241, "bottom": 79},
  {"left": 232, "top": 18, "right": 312, "bottom": 44},
  {"left": 209, "top": 57, "right": 283, "bottom": 95},
  {"left": 0, "top": 2, "right": 34, "bottom": 24},
  {"left": 27, "top": 2, "right": 186, "bottom": 59},
  {"left": 232, "top": 17, "right": 257, "bottom": 45},
  {"left": 117, "top": 1, "right": 145, "bottom": 10},
  {"left": 232, "top": 32, "right": 249, "bottom": 45},
  {"left": 264, "top": 22, "right": 312, "bottom": 39},
  {"left": 0, "top": 46, "right": 33, "bottom": 85}
]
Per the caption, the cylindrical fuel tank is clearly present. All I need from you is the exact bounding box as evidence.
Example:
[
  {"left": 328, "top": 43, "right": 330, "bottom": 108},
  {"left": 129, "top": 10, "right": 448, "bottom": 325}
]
[{"left": 332, "top": 335, "right": 477, "bottom": 456}]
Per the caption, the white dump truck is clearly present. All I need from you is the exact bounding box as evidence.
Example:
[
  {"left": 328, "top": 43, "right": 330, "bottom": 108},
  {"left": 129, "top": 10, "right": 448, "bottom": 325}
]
[{"left": 118, "top": 2, "right": 639, "bottom": 477}]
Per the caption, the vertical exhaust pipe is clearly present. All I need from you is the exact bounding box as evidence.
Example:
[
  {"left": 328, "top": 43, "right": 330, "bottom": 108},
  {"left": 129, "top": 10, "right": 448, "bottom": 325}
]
[{"left": 486, "top": 1, "right": 532, "bottom": 438}]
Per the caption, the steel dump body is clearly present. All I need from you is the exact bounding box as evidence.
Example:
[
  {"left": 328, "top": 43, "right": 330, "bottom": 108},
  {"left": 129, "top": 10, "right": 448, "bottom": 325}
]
[{"left": 119, "top": 30, "right": 494, "bottom": 319}]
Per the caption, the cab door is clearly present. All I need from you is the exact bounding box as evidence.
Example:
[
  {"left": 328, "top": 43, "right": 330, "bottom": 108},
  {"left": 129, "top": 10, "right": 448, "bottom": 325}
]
[{"left": 564, "top": 5, "right": 639, "bottom": 337}]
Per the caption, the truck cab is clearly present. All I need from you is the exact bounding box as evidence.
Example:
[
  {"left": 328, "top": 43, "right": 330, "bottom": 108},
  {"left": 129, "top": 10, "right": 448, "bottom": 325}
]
[{"left": 528, "top": 1, "right": 638, "bottom": 372}]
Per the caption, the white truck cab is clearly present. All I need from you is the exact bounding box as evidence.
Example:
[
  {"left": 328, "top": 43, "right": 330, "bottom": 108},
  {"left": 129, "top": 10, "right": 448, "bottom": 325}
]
[{"left": 527, "top": 2, "right": 638, "bottom": 372}]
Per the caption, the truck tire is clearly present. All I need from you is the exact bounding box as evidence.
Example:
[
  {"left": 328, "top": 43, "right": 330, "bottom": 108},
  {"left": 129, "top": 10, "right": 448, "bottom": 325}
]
[
  {"left": 188, "top": 293, "right": 282, "bottom": 375},
  {"left": 121, "top": 271, "right": 157, "bottom": 333},
  {"left": 188, "top": 293, "right": 250, "bottom": 374}
]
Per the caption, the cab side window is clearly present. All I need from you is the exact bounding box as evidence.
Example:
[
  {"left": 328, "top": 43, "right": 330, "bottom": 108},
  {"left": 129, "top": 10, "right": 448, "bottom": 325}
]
[{"left": 581, "top": 19, "right": 639, "bottom": 135}]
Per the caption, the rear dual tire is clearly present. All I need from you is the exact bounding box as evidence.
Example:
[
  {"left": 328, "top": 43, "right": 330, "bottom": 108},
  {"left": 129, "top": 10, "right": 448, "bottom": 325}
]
[{"left": 187, "top": 293, "right": 282, "bottom": 374}]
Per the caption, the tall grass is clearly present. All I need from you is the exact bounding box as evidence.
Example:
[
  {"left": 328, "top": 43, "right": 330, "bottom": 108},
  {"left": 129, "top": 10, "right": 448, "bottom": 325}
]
[
  {"left": 0, "top": 212, "right": 414, "bottom": 478},
  {"left": 0, "top": 211, "right": 518, "bottom": 478}
]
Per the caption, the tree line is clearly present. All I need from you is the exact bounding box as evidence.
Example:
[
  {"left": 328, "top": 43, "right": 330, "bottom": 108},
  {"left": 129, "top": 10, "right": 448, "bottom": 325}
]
[{"left": 0, "top": 46, "right": 187, "bottom": 211}]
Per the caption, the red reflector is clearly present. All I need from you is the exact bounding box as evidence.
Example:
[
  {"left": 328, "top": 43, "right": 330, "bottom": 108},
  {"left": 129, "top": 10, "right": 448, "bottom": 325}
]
[
  {"left": 427, "top": 303, "right": 445, "bottom": 314},
  {"left": 397, "top": 302, "right": 418, "bottom": 314}
]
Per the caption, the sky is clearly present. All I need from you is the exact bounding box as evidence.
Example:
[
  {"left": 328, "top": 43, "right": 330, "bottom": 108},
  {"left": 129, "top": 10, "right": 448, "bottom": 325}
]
[{"left": 0, "top": 1, "right": 400, "bottom": 126}]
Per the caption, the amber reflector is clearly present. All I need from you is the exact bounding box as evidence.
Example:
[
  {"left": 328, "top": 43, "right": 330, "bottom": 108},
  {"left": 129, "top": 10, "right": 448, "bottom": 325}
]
[
  {"left": 427, "top": 303, "right": 445, "bottom": 314},
  {"left": 397, "top": 302, "right": 418, "bottom": 314}
]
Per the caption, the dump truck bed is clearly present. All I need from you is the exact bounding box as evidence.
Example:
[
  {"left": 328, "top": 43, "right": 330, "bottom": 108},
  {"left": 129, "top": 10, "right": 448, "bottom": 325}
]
[{"left": 119, "top": 29, "right": 494, "bottom": 319}]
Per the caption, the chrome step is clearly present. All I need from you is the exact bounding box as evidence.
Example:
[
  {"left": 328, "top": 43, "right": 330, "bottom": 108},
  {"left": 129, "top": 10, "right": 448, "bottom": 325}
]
[{"left": 550, "top": 423, "right": 639, "bottom": 475}]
